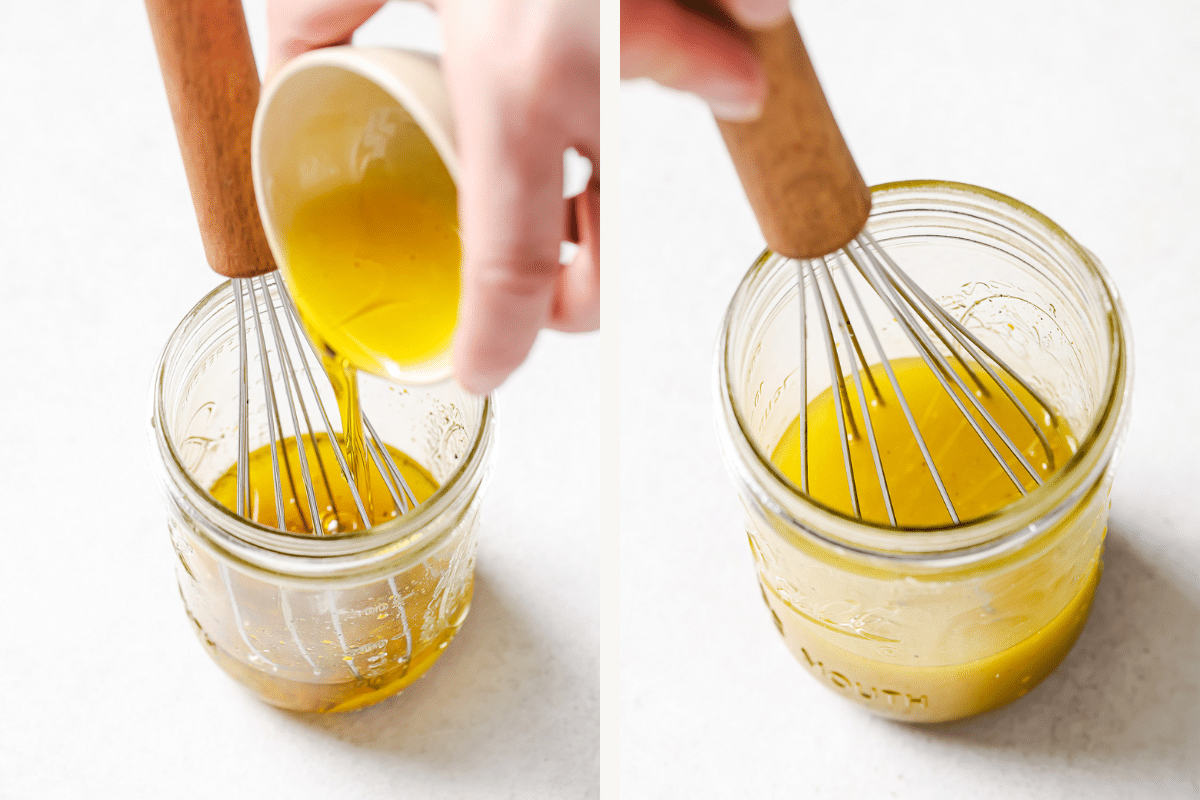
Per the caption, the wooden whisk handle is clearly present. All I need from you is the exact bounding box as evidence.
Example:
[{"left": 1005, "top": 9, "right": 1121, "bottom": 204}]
[
  {"left": 715, "top": 12, "right": 871, "bottom": 259},
  {"left": 145, "top": 0, "right": 278, "bottom": 278}
]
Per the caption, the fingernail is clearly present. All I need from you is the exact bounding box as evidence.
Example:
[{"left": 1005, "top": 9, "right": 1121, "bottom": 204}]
[
  {"left": 709, "top": 97, "right": 763, "bottom": 122},
  {"left": 453, "top": 364, "right": 504, "bottom": 396},
  {"left": 731, "top": 0, "right": 792, "bottom": 28},
  {"left": 700, "top": 68, "right": 766, "bottom": 122},
  {"left": 703, "top": 76, "right": 765, "bottom": 121},
  {"left": 455, "top": 374, "right": 496, "bottom": 396}
]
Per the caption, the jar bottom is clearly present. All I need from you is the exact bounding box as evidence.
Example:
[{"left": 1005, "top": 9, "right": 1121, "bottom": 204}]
[
  {"left": 186, "top": 586, "right": 473, "bottom": 713},
  {"left": 761, "top": 557, "right": 1102, "bottom": 723}
]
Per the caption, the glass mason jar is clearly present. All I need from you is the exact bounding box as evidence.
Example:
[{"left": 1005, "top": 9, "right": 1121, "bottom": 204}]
[
  {"left": 151, "top": 280, "right": 493, "bottom": 713},
  {"left": 715, "top": 181, "right": 1132, "bottom": 723}
]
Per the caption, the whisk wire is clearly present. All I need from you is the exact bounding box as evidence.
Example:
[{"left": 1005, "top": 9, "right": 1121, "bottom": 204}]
[
  {"left": 806, "top": 259, "right": 861, "bottom": 517},
  {"left": 270, "top": 274, "right": 349, "bottom": 526},
  {"left": 261, "top": 277, "right": 318, "bottom": 530},
  {"left": 364, "top": 435, "right": 406, "bottom": 514},
  {"left": 234, "top": 282, "right": 251, "bottom": 517},
  {"left": 816, "top": 255, "right": 896, "bottom": 526},
  {"left": 790, "top": 227, "right": 1068, "bottom": 525},
  {"left": 245, "top": 277, "right": 295, "bottom": 528},
  {"left": 230, "top": 274, "right": 420, "bottom": 535},
  {"left": 280, "top": 589, "right": 321, "bottom": 674},
  {"left": 877, "top": 263, "right": 990, "bottom": 396},
  {"left": 326, "top": 590, "right": 364, "bottom": 681},
  {"left": 795, "top": 261, "right": 808, "bottom": 494},
  {"left": 386, "top": 576, "right": 414, "bottom": 665},
  {"left": 364, "top": 415, "right": 418, "bottom": 513},
  {"left": 260, "top": 274, "right": 326, "bottom": 533},
  {"left": 276, "top": 285, "right": 374, "bottom": 529},
  {"left": 862, "top": 231, "right": 1058, "bottom": 468},
  {"left": 847, "top": 236, "right": 1040, "bottom": 492},
  {"left": 826, "top": 265, "right": 883, "bottom": 404},
  {"left": 221, "top": 562, "right": 278, "bottom": 667},
  {"left": 833, "top": 247, "right": 960, "bottom": 523}
]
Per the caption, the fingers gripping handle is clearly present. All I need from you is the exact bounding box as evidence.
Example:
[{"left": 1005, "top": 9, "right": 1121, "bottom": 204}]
[
  {"left": 716, "top": 14, "right": 871, "bottom": 259},
  {"left": 145, "top": 0, "right": 278, "bottom": 278}
]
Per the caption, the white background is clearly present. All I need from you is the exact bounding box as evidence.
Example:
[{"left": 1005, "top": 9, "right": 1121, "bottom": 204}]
[
  {"left": 0, "top": 2, "right": 598, "bottom": 798},
  {"left": 621, "top": 1, "right": 1199, "bottom": 797}
]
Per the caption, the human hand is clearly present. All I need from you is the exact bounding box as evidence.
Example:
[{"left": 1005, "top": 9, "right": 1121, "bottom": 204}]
[
  {"left": 620, "top": 0, "right": 791, "bottom": 121},
  {"left": 268, "top": 0, "right": 599, "bottom": 395}
]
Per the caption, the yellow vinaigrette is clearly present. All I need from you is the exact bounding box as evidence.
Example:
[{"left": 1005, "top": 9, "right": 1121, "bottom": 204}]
[
  {"left": 765, "top": 357, "right": 1100, "bottom": 722},
  {"left": 772, "top": 356, "right": 1077, "bottom": 527}
]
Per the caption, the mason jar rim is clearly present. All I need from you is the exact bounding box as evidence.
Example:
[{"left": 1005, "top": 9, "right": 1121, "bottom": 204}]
[
  {"left": 150, "top": 279, "right": 494, "bottom": 581},
  {"left": 716, "top": 180, "right": 1132, "bottom": 564}
]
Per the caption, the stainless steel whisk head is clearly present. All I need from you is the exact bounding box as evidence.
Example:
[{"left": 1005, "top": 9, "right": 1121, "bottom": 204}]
[
  {"left": 792, "top": 230, "right": 1059, "bottom": 527},
  {"left": 228, "top": 272, "right": 416, "bottom": 534}
]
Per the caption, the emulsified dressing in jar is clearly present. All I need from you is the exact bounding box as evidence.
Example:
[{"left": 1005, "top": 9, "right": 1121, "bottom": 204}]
[
  {"left": 762, "top": 356, "right": 1098, "bottom": 721},
  {"left": 717, "top": 182, "right": 1132, "bottom": 724},
  {"left": 773, "top": 356, "right": 1077, "bottom": 526}
]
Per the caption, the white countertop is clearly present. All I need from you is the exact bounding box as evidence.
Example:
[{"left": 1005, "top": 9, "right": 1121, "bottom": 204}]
[
  {"left": 620, "top": 1, "right": 1199, "bottom": 797},
  {"left": 0, "top": 3, "right": 597, "bottom": 798}
]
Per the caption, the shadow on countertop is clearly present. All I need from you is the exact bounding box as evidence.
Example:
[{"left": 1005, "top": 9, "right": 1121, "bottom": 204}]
[
  {"left": 273, "top": 570, "right": 598, "bottom": 792},
  {"left": 912, "top": 524, "right": 1200, "bottom": 784}
]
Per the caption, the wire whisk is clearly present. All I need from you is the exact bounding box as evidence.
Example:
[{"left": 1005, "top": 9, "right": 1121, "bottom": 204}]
[
  {"left": 704, "top": 12, "right": 1066, "bottom": 527},
  {"left": 789, "top": 230, "right": 1060, "bottom": 527},
  {"left": 227, "top": 272, "right": 417, "bottom": 534}
]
